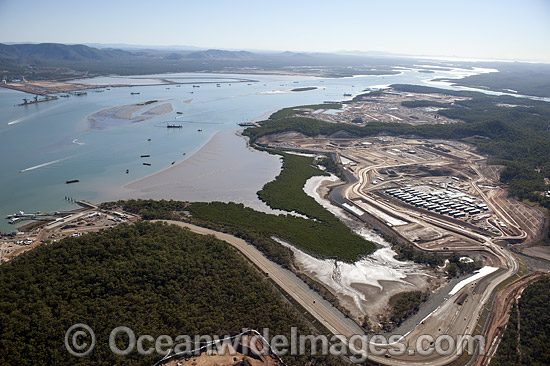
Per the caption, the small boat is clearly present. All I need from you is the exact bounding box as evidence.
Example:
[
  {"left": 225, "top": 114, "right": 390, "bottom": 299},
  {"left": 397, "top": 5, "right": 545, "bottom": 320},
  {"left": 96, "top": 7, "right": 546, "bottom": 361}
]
[
  {"left": 126, "top": 169, "right": 129, "bottom": 174},
  {"left": 176, "top": 112, "right": 183, "bottom": 114},
  {"left": 167, "top": 124, "right": 182, "bottom": 128},
  {"left": 183, "top": 153, "right": 186, "bottom": 155},
  {"left": 140, "top": 154, "right": 150, "bottom": 158},
  {"left": 343, "top": 93, "right": 352, "bottom": 97},
  {"left": 66, "top": 179, "right": 79, "bottom": 184},
  {"left": 143, "top": 162, "right": 151, "bottom": 166},
  {"left": 147, "top": 138, "right": 151, "bottom": 141},
  {"left": 171, "top": 161, "right": 175, "bottom": 165},
  {"left": 131, "top": 92, "right": 140, "bottom": 95},
  {"left": 197, "top": 129, "right": 203, "bottom": 132}
]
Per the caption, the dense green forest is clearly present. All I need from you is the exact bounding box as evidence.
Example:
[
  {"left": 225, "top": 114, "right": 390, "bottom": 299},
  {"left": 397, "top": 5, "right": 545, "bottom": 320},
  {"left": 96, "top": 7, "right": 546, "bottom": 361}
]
[
  {"left": 244, "top": 84, "right": 550, "bottom": 242},
  {"left": 269, "top": 103, "right": 342, "bottom": 120},
  {"left": 0, "top": 221, "right": 346, "bottom": 366},
  {"left": 187, "top": 201, "right": 374, "bottom": 261},
  {"left": 389, "top": 291, "right": 429, "bottom": 327},
  {"left": 491, "top": 276, "right": 550, "bottom": 366},
  {"left": 391, "top": 240, "right": 481, "bottom": 276},
  {"left": 109, "top": 198, "right": 480, "bottom": 278},
  {"left": 109, "top": 150, "right": 376, "bottom": 262},
  {"left": 105, "top": 199, "right": 294, "bottom": 267},
  {"left": 257, "top": 152, "right": 331, "bottom": 221}
]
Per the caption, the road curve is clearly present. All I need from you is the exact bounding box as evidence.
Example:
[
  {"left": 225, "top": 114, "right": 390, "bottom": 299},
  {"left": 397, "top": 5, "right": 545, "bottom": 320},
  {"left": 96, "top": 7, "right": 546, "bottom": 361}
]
[
  {"left": 155, "top": 220, "right": 365, "bottom": 338},
  {"left": 155, "top": 219, "right": 515, "bottom": 366}
]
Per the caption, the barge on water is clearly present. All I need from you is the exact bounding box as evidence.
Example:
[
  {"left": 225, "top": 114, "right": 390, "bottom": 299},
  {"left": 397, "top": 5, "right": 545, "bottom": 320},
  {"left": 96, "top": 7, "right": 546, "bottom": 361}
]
[{"left": 18, "top": 95, "right": 59, "bottom": 106}]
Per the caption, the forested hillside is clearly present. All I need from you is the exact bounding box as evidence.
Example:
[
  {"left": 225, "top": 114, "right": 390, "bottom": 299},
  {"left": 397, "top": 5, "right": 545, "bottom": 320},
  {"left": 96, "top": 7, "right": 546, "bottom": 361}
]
[
  {"left": 491, "top": 276, "right": 550, "bottom": 366},
  {"left": 0, "top": 221, "right": 345, "bottom": 365}
]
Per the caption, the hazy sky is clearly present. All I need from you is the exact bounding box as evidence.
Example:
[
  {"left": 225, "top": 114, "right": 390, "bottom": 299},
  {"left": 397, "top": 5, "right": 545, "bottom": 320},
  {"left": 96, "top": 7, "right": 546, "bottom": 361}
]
[{"left": 1, "top": 0, "right": 549, "bottom": 61}]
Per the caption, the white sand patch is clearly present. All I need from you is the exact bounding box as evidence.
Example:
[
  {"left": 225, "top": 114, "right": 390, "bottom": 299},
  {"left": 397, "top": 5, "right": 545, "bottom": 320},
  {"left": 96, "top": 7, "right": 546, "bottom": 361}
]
[
  {"left": 340, "top": 156, "right": 355, "bottom": 165},
  {"left": 303, "top": 175, "right": 348, "bottom": 218},
  {"left": 284, "top": 151, "right": 318, "bottom": 158},
  {"left": 448, "top": 266, "right": 498, "bottom": 296},
  {"left": 297, "top": 175, "right": 431, "bottom": 311},
  {"left": 276, "top": 236, "right": 424, "bottom": 312},
  {"left": 342, "top": 202, "right": 365, "bottom": 216},
  {"left": 353, "top": 200, "right": 408, "bottom": 227},
  {"left": 256, "top": 90, "right": 293, "bottom": 95}
]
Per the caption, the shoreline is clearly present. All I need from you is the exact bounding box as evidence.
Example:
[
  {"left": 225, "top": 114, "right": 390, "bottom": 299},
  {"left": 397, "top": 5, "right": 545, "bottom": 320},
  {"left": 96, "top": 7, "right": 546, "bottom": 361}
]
[
  {"left": 118, "top": 128, "right": 283, "bottom": 211},
  {"left": 0, "top": 74, "right": 260, "bottom": 96},
  {"left": 0, "top": 68, "right": 398, "bottom": 96},
  {"left": 121, "top": 128, "right": 224, "bottom": 190}
]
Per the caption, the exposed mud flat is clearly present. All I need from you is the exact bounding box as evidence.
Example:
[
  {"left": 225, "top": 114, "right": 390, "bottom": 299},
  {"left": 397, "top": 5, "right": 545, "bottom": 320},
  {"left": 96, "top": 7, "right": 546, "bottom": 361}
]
[
  {"left": 87, "top": 99, "right": 173, "bottom": 130},
  {"left": 292, "top": 175, "right": 437, "bottom": 322}
]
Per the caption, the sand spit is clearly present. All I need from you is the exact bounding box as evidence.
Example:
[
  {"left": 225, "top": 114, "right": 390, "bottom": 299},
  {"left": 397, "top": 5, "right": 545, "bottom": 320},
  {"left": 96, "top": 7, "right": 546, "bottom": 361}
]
[
  {"left": 142, "top": 103, "right": 173, "bottom": 116},
  {"left": 87, "top": 99, "right": 173, "bottom": 130}
]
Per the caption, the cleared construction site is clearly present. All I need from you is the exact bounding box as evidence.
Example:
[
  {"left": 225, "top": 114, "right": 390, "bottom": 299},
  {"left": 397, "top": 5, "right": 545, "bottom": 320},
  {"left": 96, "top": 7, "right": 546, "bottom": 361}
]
[
  {"left": 256, "top": 127, "right": 548, "bottom": 365},
  {"left": 259, "top": 133, "right": 544, "bottom": 258}
]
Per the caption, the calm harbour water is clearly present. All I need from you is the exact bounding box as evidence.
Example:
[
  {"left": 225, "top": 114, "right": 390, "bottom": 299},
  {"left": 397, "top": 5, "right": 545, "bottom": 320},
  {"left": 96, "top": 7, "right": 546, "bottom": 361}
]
[{"left": 0, "top": 69, "right": 493, "bottom": 231}]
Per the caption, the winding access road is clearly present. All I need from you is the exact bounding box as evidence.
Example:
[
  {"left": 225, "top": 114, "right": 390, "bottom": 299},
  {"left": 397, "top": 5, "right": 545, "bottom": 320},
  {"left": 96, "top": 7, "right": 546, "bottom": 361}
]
[
  {"left": 156, "top": 218, "right": 518, "bottom": 366},
  {"left": 156, "top": 220, "right": 364, "bottom": 338}
]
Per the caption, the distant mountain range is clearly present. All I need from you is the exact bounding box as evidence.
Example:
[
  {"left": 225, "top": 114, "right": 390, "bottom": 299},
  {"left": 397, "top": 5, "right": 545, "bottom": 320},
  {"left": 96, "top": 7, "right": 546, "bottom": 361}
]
[
  {"left": 1, "top": 42, "right": 548, "bottom": 98},
  {"left": 0, "top": 43, "right": 253, "bottom": 62},
  {"left": 0, "top": 43, "right": 132, "bottom": 63},
  {"left": 186, "top": 49, "right": 257, "bottom": 60},
  {"left": 0, "top": 42, "right": 418, "bottom": 80},
  {"left": 0, "top": 43, "right": 314, "bottom": 63}
]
